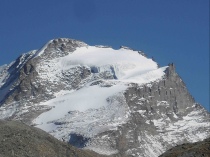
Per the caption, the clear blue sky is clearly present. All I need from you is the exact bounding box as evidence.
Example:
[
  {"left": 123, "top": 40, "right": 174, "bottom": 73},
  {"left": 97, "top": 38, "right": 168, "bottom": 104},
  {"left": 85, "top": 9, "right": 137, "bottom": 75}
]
[{"left": 0, "top": 0, "right": 209, "bottom": 111}]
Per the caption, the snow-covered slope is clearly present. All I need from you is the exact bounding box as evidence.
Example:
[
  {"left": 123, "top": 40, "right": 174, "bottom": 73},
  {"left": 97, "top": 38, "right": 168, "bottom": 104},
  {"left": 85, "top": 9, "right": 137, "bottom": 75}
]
[
  {"left": 34, "top": 84, "right": 129, "bottom": 136},
  {"left": 0, "top": 38, "right": 209, "bottom": 157},
  {"left": 35, "top": 45, "right": 164, "bottom": 84}
]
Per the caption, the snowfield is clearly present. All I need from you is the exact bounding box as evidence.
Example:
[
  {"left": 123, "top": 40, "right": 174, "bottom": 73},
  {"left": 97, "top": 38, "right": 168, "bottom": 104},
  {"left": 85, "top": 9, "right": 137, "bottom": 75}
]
[
  {"left": 58, "top": 46, "right": 158, "bottom": 79},
  {"left": 33, "top": 83, "right": 128, "bottom": 134},
  {"left": 36, "top": 45, "right": 167, "bottom": 84}
]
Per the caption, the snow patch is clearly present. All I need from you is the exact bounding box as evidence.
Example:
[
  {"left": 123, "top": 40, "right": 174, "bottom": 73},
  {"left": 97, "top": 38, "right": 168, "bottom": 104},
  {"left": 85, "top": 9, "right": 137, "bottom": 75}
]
[{"left": 33, "top": 84, "right": 128, "bottom": 134}]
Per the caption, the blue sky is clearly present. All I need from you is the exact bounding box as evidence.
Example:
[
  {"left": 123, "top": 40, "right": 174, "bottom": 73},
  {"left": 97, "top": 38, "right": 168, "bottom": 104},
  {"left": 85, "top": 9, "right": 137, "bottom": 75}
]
[{"left": 0, "top": 0, "right": 209, "bottom": 111}]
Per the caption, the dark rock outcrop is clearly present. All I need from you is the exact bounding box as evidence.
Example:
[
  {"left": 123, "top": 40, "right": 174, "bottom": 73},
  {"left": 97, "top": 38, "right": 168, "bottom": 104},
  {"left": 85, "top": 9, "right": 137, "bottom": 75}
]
[
  {"left": 0, "top": 120, "right": 105, "bottom": 157},
  {"left": 159, "top": 137, "right": 210, "bottom": 157}
]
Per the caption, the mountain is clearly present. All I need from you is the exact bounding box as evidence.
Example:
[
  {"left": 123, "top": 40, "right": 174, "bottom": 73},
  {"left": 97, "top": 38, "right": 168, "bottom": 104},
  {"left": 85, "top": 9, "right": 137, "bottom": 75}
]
[
  {"left": 0, "top": 120, "right": 104, "bottom": 157},
  {"left": 0, "top": 38, "right": 209, "bottom": 157},
  {"left": 159, "top": 137, "right": 210, "bottom": 157}
]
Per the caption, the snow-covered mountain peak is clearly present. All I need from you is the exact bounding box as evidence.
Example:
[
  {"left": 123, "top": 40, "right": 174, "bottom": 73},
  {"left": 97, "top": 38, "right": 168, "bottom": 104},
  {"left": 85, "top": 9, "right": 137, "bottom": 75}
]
[
  {"left": 35, "top": 43, "right": 166, "bottom": 86},
  {"left": 33, "top": 38, "right": 152, "bottom": 80},
  {"left": 0, "top": 38, "right": 209, "bottom": 157}
]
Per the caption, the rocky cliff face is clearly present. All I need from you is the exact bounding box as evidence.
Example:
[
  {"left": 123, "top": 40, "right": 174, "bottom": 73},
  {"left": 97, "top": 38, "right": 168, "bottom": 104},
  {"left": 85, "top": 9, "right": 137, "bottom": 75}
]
[
  {"left": 0, "top": 38, "right": 90, "bottom": 123},
  {"left": 0, "top": 38, "right": 209, "bottom": 157},
  {"left": 91, "top": 64, "right": 209, "bottom": 156}
]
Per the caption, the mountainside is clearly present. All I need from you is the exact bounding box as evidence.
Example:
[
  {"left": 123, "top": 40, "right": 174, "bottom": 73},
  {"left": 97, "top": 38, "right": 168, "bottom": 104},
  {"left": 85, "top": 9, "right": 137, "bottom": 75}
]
[
  {"left": 0, "top": 120, "right": 104, "bottom": 157},
  {"left": 159, "top": 137, "right": 210, "bottom": 157},
  {"left": 0, "top": 38, "right": 209, "bottom": 157}
]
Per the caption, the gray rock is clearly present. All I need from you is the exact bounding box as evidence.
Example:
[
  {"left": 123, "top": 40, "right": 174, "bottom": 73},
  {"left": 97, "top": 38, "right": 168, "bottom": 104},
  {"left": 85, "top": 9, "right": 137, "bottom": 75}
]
[
  {"left": 0, "top": 120, "right": 105, "bottom": 157},
  {"left": 159, "top": 137, "right": 210, "bottom": 157}
]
